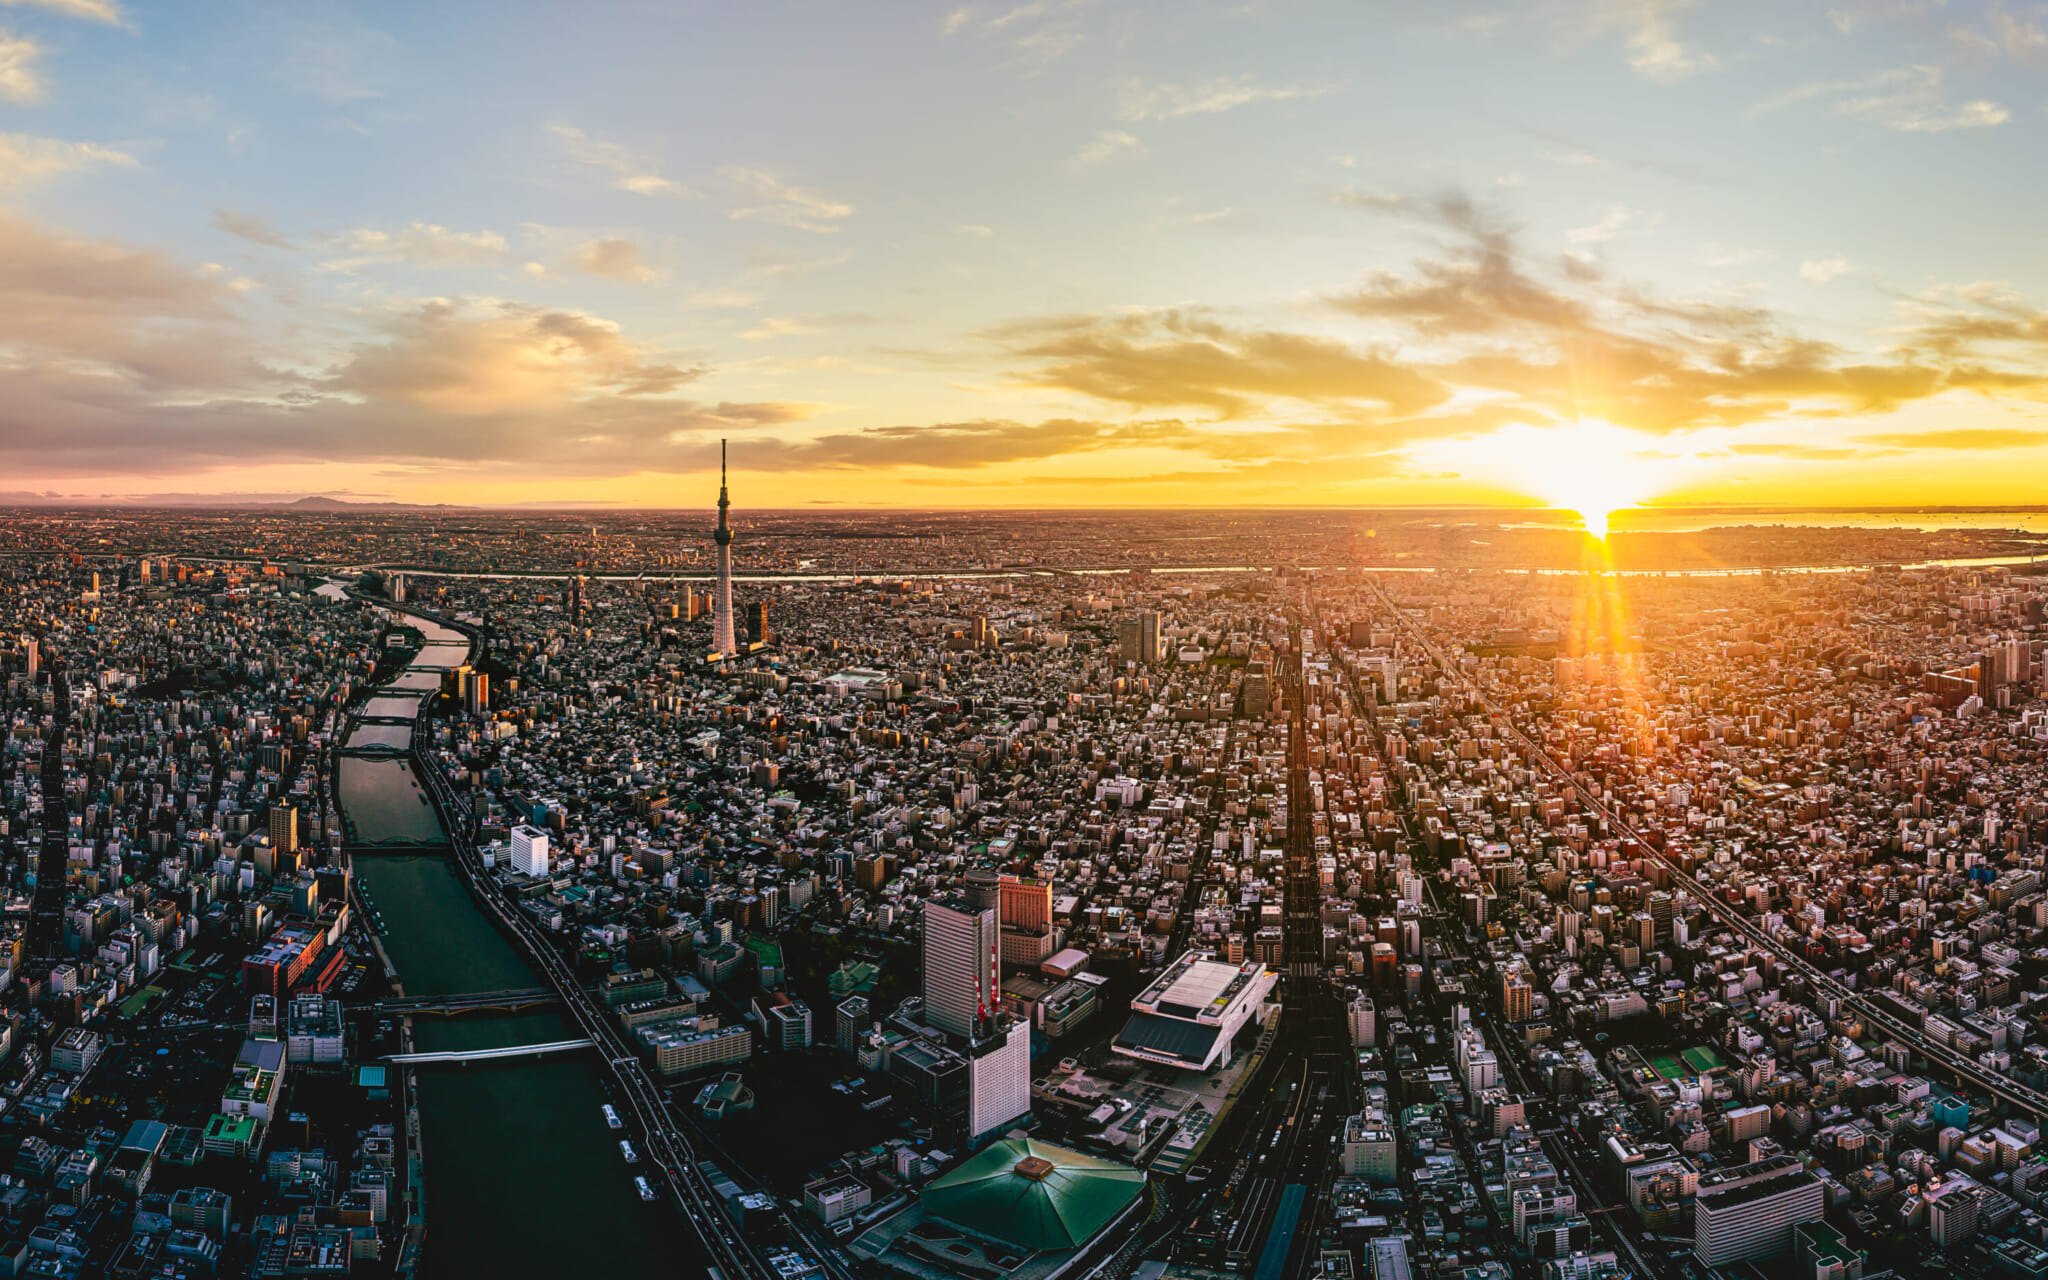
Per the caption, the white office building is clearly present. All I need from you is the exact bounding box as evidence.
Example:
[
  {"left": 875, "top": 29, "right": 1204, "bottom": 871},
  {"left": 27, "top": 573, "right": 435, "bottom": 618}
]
[
  {"left": 1348, "top": 994, "right": 1376, "bottom": 1048},
  {"left": 1693, "top": 1155, "right": 1826, "bottom": 1268},
  {"left": 510, "top": 824, "right": 550, "bottom": 878},
  {"left": 966, "top": 1017, "right": 1031, "bottom": 1141},
  {"left": 923, "top": 896, "right": 999, "bottom": 1040}
]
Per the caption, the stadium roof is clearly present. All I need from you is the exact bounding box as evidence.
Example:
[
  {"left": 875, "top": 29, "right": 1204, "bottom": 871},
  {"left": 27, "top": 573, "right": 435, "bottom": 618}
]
[
  {"left": 1113, "top": 1011, "right": 1226, "bottom": 1068},
  {"left": 923, "top": 1138, "right": 1145, "bottom": 1253}
]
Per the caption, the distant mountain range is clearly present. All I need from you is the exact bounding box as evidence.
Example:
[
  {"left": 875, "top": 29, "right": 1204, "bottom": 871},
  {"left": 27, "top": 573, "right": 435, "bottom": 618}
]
[{"left": 282, "top": 495, "right": 472, "bottom": 512}]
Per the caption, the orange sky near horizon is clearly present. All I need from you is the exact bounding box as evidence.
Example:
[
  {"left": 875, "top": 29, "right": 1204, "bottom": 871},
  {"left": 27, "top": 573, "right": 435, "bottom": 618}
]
[{"left": 3, "top": 3, "right": 2047, "bottom": 512}]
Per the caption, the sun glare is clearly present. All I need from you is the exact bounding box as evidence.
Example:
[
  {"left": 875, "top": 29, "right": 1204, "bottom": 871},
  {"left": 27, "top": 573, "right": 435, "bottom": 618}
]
[{"left": 1467, "top": 420, "right": 1679, "bottom": 539}]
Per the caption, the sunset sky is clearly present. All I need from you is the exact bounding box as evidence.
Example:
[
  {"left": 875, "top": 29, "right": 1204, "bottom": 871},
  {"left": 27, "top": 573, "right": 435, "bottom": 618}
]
[{"left": 4, "top": 0, "right": 2048, "bottom": 508}]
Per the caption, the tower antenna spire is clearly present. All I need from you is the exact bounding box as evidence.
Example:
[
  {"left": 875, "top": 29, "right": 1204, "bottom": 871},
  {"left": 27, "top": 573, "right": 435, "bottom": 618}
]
[{"left": 712, "top": 437, "right": 737, "bottom": 656}]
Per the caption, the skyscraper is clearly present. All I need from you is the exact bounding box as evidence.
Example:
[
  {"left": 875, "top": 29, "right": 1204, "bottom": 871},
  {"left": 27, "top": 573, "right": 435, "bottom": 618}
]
[
  {"left": 268, "top": 804, "right": 298, "bottom": 856},
  {"left": 966, "top": 1017, "right": 1031, "bottom": 1139},
  {"left": 510, "top": 824, "right": 551, "bottom": 879},
  {"left": 1502, "top": 973, "right": 1534, "bottom": 1023},
  {"left": 836, "top": 995, "right": 871, "bottom": 1055},
  {"left": 712, "top": 440, "right": 738, "bottom": 657},
  {"left": 923, "top": 895, "right": 999, "bottom": 1039},
  {"left": 1116, "top": 610, "right": 1161, "bottom": 664}
]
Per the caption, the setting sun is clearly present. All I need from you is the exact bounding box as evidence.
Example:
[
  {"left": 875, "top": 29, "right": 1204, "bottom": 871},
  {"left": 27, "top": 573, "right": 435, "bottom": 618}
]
[{"left": 1448, "top": 421, "right": 1684, "bottom": 539}]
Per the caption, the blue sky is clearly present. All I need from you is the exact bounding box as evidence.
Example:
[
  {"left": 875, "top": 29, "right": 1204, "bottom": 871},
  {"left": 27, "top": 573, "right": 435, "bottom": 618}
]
[{"left": 3, "top": 0, "right": 2047, "bottom": 507}]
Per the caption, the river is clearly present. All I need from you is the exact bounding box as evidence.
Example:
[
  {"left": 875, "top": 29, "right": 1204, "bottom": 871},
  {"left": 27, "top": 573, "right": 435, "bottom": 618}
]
[{"left": 334, "top": 603, "right": 691, "bottom": 1277}]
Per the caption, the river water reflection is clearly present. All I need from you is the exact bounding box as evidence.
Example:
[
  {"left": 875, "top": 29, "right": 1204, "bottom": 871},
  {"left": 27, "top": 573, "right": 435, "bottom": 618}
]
[{"left": 339, "top": 606, "right": 691, "bottom": 1277}]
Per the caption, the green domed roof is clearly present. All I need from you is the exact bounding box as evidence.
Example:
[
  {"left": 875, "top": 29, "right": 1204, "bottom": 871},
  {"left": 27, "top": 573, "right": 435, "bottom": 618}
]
[{"left": 923, "top": 1138, "right": 1146, "bottom": 1253}]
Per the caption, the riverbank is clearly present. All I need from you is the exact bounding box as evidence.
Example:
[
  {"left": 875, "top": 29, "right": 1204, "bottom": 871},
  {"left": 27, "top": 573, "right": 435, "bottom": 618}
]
[{"left": 333, "top": 600, "right": 686, "bottom": 1277}]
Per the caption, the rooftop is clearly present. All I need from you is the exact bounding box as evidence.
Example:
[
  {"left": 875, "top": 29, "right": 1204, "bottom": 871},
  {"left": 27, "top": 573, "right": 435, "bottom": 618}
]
[{"left": 922, "top": 1137, "right": 1146, "bottom": 1254}]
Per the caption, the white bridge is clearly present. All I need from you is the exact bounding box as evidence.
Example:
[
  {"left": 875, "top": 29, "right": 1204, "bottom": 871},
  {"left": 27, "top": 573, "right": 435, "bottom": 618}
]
[{"left": 386, "top": 1038, "right": 595, "bottom": 1066}]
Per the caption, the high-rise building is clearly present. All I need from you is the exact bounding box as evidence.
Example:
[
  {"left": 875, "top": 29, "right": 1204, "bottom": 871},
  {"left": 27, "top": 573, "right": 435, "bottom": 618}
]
[
  {"left": 1693, "top": 1155, "right": 1826, "bottom": 1268},
  {"left": 923, "top": 896, "right": 999, "bottom": 1040},
  {"left": 268, "top": 804, "right": 297, "bottom": 856},
  {"left": 1927, "top": 1180, "right": 1980, "bottom": 1247},
  {"left": 746, "top": 600, "right": 769, "bottom": 645},
  {"left": 1242, "top": 661, "right": 1270, "bottom": 716},
  {"left": 836, "top": 995, "right": 870, "bottom": 1055},
  {"left": 1117, "top": 610, "right": 1161, "bottom": 664},
  {"left": 510, "top": 824, "right": 551, "bottom": 879},
  {"left": 1342, "top": 1113, "right": 1398, "bottom": 1183},
  {"left": 998, "top": 875, "right": 1057, "bottom": 969},
  {"left": 1348, "top": 993, "right": 1376, "bottom": 1047},
  {"left": 965, "top": 1016, "right": 1031, "bottom": 1140},
  {"left": 23, "top": 637, "right": 36, "bottom": 676},
  {"left": 998, "top": 876, "right": 1051, "bottom": 931},
  {"left": 1372, "top": 941, "right": 1398, "bottom": 992},
  {"left": 1502, "top": 973, "right": 1534, "bottom": 1022},
  {"left": 854, "top": 855, "right": 890, "bottom": 893},
  {"left": 963, "top": 869, "right": 1002, "bottom": 913},
  {"left": 712, "top": 440, "right": 738, "bottom": 657},
  {"left": 465, "top": 671, "right": 489, "bottom": 715}
]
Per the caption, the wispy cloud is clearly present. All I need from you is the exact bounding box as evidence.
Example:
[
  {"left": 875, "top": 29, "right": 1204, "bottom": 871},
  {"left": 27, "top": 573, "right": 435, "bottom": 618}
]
[
  {"left": 1601, "top": 0, "right": 1717, "bottom": 81},
  {"left": 941, "top": 0, "right": 1093, "bottom": 67},
  {"left": 988, "top": 308, "right": 1449, "bottom": 418},
  {"left": 1308, "top": 188, "right": 2044, "bottom": 438},
  {"left": 574, "top": 237, "right": 655, "bottom": 283},
  {"left": 743, "top": 247, "right": 853, "bottom": 281},
  {"left": 1, "top": 0, "right": 124, "bottom": 24},
  {"left": 1566, "top": 206, "right": 1635, "bottom": 244},
  {"left": 721, "top": 166, "right": 852, "bottom": 233},
  {"left": 1859, "top": 427, "right": 2048, "bottom": 450},
  {"left": 210, "top": 208, "right": 293, "bottom": 250},
  {"left": 324, "top": 223, "right": 508, "bottom": 271},
  {"left": 548, "top": 123, "right": 697, "bottom": 198},
  {"left": 1431, "top": 0, "right": 1716, "bottom": 82},
  {"left": 1947, "top": 4, "right": 2048, "bottom": 65},
  {"left": 0, "top": 28, "right": 43, "bottom": 103},
  {"left": 1750, "top": 64, "right": 2009, "bottom": 132},
  {"left": 1700, "top": 244, "right": 1770, "bottom": 268},
  {"left": 738, "top": 317, "right": 814, "bottom": 341},
  {"left": 1114, "top": 75, "right": 1332, "bottom": 122},
  {"left": 1799, "top": 254, "right": 1859, "bottom": 284},
  {"left": 1145, "top": 207, "right": 1236, "bottom": 234},
  {"left": 1070, "top": 129, "right": 1140, "bottom": 171},
  {"left": 267, "top": 14, "right": 395, "bottom": 106},
  {"left": 0, "top": 132, "right": 135, "bottom": 186}
]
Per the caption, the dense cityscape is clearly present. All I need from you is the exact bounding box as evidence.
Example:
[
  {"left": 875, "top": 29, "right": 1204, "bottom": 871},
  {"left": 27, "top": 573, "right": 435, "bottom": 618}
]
[
  {"left": 0, "top": 487, "right": 2044, "bottom": 1280},
  {"left": 10, "top": 0, "right": 2048, "bottom": 1277}
]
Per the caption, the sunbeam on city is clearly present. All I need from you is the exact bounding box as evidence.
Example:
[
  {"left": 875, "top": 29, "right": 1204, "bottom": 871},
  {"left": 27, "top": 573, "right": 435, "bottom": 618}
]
[{"left": 0, "top": 5, "right": 2044, "bottom": 1280}]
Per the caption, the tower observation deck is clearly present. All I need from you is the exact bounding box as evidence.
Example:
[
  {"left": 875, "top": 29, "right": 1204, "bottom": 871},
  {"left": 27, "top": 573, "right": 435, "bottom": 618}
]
[{"left": 712, "top": 439, "right": 737, "bottom": 656}]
